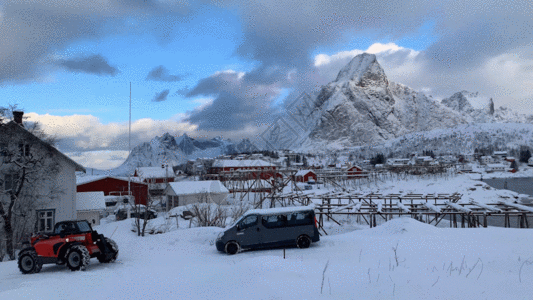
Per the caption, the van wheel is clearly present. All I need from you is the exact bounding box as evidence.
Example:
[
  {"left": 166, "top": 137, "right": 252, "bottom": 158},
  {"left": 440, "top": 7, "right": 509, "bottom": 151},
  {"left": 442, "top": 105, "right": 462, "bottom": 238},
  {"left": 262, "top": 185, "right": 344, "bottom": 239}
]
[
  {"left": 297, "top": 235, "right": 311, "bottom": 249},
  {"left": 225, "top": 241, "right": 239, "bottom": 255}
]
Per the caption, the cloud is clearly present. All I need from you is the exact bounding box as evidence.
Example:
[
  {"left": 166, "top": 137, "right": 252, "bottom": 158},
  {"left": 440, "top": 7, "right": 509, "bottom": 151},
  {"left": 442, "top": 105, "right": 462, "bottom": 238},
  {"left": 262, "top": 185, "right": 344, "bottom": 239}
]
[
  {"left": 55, "top": 54, "right": 119, "bottom": 76},
  {"left": 152, "top": 89, "right": 171, "bottom": 102},
  {"left": 185, "top": 70, "right": 283, "bottom": 130},
  {"left": 146, "top": 65, "right": 186, "bottom": 82},
  {"left": 24, "top": 112, "right": 197, "bottom": 153},
  {"left": 0, "top": 0, "right": 189, "bottom": 83}
]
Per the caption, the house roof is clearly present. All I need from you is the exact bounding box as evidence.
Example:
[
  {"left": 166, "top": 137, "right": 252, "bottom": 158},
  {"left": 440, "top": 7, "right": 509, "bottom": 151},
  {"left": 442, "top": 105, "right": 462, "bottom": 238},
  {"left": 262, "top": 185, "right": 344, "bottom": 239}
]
[
  {"left": 76, "top": 192, "right": 106, "bottom": 211},
  {"left": 212, "top": 159, "right": 273, "bottom": 168},
  {"left": 4, "top": 121, "right": 85, "bottom": 172},
  {"left": 295, "top": 170, "right": 316, "bottom": 177},
  {"left": 166, "top": 180, "right": 229, "bottom": 196},
  {"left": 76, "top": 175, "right": 145, "bottom": 186},
  {"left": 135, "top": 166, "right": 174, "bottom": 178}
]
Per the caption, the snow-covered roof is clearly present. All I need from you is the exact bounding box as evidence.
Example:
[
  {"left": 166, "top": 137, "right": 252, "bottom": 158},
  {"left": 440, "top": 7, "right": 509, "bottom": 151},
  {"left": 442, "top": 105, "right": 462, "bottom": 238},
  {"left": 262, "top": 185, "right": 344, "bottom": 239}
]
[
  {"left": 76, "top": 192, "right": 105, "bottom": 211},
  {"left": 76, "top": 175, "right": 145, "bottom": 186},
  {"left": 244, "top": 205, "right": 315, "bottom": 217},
  {"left": 136, "top": 166, "right": 174, "bottom": 178},
  {"left": 295, "top": 170, "right": 316, "bottom": 177},
  {"left": 166, "top": 180, "right": 229, "bottom": 196},
  {"left": 212, "top": 159, "right": 273, "bottom": 168}
]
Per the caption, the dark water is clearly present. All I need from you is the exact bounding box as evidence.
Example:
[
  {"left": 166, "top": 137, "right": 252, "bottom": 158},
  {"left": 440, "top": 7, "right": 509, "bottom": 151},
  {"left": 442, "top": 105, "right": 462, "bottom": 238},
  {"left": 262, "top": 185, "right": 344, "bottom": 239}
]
[
  {"left": 472, "top": 177, "right": 533, "bottom": 228},
  {"left": 483, "top": 177, "right": 533, "bottom": 196}
]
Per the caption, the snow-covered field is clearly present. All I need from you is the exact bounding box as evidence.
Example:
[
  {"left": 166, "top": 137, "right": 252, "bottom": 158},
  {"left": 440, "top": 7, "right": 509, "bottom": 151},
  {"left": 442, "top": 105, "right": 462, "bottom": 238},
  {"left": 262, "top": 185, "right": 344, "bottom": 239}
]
[{"left": 2, "top": 173, "right": 533, "bottom": 299}]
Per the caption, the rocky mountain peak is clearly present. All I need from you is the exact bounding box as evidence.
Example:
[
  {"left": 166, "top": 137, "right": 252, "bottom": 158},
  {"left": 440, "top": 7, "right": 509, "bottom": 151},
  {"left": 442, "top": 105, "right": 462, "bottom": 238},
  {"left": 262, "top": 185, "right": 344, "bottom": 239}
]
[{"left": 334, "top": 53, "right": 388, "bottom": 88}]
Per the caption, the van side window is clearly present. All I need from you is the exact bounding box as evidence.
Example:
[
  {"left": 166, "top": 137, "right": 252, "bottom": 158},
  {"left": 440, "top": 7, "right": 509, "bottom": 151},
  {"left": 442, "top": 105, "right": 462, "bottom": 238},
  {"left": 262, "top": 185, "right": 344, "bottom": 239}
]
[
  {"left": 287, "top": 211, "right": 313, "bottom": 226},
  {"left": 262, "top": 214, "right": 287, "bottom": 229},
  {"left": 239, "top": 215, "right": 258, "bottom": 230}
]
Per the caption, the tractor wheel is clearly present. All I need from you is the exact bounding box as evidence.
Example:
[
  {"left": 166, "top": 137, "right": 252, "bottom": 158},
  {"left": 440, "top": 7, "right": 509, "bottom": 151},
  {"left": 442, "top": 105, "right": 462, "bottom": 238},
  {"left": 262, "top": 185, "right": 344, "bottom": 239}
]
[
  {"left": 225, "top": 241, "right": 239, "bottom": 255},
  {"left": 97, "top": 238, "right": 119, "bottom": 263},
  {"left": 296, "top": 235, "right": 311, "bottom": 249},
  {"left": 66, "top": 245, "right": 90, "bottom": 271},
  {"left": 18, "top": 249, "right": 42, "bottom": 274}
]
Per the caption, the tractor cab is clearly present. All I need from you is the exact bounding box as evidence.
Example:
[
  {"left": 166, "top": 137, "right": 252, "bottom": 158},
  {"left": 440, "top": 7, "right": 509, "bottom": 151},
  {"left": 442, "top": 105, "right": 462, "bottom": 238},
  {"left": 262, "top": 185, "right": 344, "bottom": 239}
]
[{"left": 52, "top": 221, "right": 93, "bottom": 237}]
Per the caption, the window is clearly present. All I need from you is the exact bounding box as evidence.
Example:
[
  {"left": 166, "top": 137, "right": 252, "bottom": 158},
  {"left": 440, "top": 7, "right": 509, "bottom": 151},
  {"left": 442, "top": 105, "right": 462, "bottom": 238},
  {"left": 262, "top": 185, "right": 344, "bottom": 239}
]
[
  {"left": 287, "top": 212, "right": 313, "bottom": 226},
  {"left": 239, "top": 215, "right": 258, "bottom": 230},
  {"left": 36, "top": 210, "right": 55, "bottom": 232},
  {"left": 19, "top": 144, "right": 30, "bottom": 157},
  {"left": 4, "top": 173, "right": 19, "bottom": 191},
  {"left": 262, "top": 214, "right": 288, "bottom": 229}
]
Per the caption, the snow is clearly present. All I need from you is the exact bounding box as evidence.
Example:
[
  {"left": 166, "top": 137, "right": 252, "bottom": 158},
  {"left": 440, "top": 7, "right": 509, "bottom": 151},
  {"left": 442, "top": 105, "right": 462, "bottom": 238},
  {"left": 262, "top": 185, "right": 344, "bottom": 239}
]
[
  {"left": 76, "top": 192, "right": 106, "bottom": 211},
  {"left": 3, "top": 173, "right": 533, "bottom": 299},
  {"left": 135, "top": 166, "right": 173, "bottom": 179},
  {"left": 166, "top": 180, "right": 229, "bottom": 196},
  {"left": 212, "top": 159, "right": 273, "bottom": 168},
  {"left": 243, "top": 205, "right": 316, "bottom": 217}
]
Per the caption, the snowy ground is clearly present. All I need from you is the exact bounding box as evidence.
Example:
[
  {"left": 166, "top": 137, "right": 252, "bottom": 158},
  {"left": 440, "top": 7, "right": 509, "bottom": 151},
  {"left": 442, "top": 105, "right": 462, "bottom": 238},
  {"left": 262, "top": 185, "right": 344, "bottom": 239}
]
[{"left": 2, "top": 173, "right": 533, "bottom": 299}]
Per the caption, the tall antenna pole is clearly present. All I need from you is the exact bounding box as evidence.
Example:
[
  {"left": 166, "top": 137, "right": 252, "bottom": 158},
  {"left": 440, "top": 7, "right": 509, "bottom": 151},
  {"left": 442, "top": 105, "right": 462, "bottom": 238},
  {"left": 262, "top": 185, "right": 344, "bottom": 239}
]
[{"left": 128, "top": 82, "right": 131, "bottom": 204}]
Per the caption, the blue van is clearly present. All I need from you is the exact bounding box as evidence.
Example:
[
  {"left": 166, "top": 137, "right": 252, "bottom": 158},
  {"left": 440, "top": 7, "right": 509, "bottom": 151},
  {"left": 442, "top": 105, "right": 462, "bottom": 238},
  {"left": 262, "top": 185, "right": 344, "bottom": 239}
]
[{"left": 216, "top": 206, "right": 320, "bottom": 255}]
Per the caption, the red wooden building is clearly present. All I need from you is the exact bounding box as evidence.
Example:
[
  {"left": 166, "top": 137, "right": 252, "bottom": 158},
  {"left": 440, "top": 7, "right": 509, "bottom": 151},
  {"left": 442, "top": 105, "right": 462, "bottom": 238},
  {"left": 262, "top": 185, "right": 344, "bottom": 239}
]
[
  {"left": 347, "top": 166, "right": 366, "bottom": 179},
  {"left": 209, "top": 159, "right": 281, "bottom": 181},
  {"left": 294, "top": 170, "right": 317, "bottom": 183},
  {"left": 76, "top": 176, "right": 149, "bottom": 205}
]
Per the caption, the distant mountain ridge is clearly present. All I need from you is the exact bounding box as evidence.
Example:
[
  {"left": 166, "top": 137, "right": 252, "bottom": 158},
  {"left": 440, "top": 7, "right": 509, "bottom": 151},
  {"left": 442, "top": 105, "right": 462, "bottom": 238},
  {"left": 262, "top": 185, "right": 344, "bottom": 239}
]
[{"left": 109, "top": 133, "right": 259, "bottom": 176}]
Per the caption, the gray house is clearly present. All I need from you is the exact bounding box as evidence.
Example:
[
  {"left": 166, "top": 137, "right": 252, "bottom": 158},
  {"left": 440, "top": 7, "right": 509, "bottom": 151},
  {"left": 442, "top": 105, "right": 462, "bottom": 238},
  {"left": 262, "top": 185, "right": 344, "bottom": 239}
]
[
  {"left": 164, "top": 180, "right": 229, "bottom": 209},
  {"left": 0, "top": 112, "right": 85, "bottom": 233}
]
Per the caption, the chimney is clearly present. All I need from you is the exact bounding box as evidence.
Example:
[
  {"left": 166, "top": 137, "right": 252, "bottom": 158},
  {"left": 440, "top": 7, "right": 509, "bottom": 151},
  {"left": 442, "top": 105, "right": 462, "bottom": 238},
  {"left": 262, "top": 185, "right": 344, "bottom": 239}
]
[{"left": 13, "top": 111, "right": 24, "bottom": 127}]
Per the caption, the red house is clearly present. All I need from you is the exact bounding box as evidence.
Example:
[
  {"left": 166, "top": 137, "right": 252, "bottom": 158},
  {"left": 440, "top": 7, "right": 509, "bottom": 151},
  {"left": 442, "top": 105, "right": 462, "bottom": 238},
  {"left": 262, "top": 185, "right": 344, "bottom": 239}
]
[
  {"left": 210, "top": 159, "right": 280, "bottom": 181},
  {"left": 347, "top": 166, "right": 366, "bottom": 179},
  {"left": 294, "top": 170, "right": 317, "bottom": 183},
  {"left": 76, "top": 176, "right": 149, "bottom": 205}
]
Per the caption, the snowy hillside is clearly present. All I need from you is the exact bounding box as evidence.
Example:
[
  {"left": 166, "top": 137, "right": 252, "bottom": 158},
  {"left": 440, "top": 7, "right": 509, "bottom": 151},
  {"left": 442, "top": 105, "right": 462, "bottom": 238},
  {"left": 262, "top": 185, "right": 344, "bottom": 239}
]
[{"left": 346, "top": 122, "right": 533, "bottom": 158}]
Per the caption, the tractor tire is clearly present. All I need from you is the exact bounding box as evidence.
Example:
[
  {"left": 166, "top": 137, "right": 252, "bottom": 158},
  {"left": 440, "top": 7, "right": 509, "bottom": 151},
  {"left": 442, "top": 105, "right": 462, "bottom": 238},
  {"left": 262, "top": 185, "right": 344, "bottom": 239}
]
[
  {"left": 18, "top": 249, "right": 42, "bottom": 274},
  {"left": 66, "top": 245, "right": 90, "bottom": 271},
  {"left": 225, "top": 241, "right": 240, "bottom": 255},
  {"left": 296, "top": 235, "right": 311, "bottom": 249},
  {"left": 97, "top": 238, "right": 119, "bottom": 263}
]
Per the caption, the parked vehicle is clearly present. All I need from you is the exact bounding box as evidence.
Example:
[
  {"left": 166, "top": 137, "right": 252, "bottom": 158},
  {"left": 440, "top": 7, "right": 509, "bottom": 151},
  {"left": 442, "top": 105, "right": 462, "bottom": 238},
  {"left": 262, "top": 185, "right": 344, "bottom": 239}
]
[
  {"left": 216, "top": 206, "right": 320, "bottom": 255},
  {"left": 18, "top": 220, "right": 118, "bottom": 274},
  {"left": 115, "top": 205, "right": 157, "bottom": 221}
]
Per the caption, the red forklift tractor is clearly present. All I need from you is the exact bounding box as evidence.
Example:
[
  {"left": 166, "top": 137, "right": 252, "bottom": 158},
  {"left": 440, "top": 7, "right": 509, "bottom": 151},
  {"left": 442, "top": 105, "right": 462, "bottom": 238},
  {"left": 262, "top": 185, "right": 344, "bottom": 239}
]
[{"left": 18, "top": 220, "right": 119, "bottom": 274}]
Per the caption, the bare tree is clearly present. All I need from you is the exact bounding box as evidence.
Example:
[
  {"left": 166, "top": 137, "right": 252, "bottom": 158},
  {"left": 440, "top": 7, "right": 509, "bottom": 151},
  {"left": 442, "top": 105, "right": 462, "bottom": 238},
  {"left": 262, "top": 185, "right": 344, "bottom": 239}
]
[{"left": 0, "top": 121, "right": 62, "bottom": 260}]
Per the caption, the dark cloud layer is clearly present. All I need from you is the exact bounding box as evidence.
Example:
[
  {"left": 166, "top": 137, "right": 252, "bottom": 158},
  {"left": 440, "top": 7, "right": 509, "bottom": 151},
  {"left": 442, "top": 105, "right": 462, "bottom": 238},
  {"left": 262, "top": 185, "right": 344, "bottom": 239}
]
[
  {"left": 56, "top": 54, "right": 119, "bottom": 76},
  {"left": 152, "top": 89, "right": 171, "bottom": 102},
  {"left": 185, "top": 71, "right": 281, "bottom": 130},
  {"left": 146, "top": 65, "right": 186, "bottom": 82}
]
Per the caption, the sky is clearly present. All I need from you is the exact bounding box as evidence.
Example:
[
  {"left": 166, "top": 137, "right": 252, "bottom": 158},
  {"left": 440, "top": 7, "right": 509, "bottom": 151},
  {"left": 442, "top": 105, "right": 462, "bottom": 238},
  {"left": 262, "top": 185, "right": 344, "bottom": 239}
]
[{"left": 1, "top": 0, "right": 533, "bottom": 169}]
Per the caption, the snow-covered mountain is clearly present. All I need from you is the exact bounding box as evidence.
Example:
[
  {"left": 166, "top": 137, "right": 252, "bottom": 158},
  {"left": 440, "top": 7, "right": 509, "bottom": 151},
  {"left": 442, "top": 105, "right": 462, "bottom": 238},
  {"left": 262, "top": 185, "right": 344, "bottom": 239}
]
[
  {"left": 292, "top": 53, "right": 533, "bottom": 151},
  {"left": 109, "top": 133, "right": 256, "bottom": 176}
]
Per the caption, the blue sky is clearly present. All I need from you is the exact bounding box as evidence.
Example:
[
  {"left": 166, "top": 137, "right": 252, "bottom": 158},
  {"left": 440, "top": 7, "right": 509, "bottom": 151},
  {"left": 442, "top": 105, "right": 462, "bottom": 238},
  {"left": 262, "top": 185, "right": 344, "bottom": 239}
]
[{"left": 1, "top": 1, "right": 532, "bottom": 169}]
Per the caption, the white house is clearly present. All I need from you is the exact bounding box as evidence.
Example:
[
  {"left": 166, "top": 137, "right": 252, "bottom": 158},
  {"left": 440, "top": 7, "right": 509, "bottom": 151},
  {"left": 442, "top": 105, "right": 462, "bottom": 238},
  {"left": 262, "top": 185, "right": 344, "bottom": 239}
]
[
  {"left": 164, "top": 180, "right": 229, "bottom": 209},
  {"left": 485, "top": 164, "right": 506, "bottom": 173},
  {"left": 1, "top": 113, "right": 85, "bottom": 233},
  {"left": 76, "top": 192, "right": 105, "bottom": 225},
  {"left": 481, "top": 156, "right": 494, "bottom": 165},
  {"left": 529, "top": 157, "right": 533, "bottom": 167}
]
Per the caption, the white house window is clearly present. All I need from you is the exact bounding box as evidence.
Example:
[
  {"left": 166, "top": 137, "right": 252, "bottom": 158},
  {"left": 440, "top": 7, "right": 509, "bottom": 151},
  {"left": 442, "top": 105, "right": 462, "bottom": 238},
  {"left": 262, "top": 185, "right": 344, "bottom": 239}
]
[
  {"left": 36, "top": 209, "right": 55, "bottom": 232},
  {"left": 19, "top": 144, "right": 30, "bottom": 157},
  {"left": 4, "top": 173, "right": 19, "bottom": 191}
]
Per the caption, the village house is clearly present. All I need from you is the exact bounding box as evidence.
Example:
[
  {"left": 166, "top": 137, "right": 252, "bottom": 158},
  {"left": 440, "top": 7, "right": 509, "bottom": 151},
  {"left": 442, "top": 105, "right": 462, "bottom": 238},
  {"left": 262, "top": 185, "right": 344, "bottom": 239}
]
[
  {"left": 76, "top": 191, "right": 106, "bottom": 226},
  {"left": 163, "top": 180, "right": 229, "bottom": 209},
  {"left": 0, "top": 112, "right": 85, "bottom": 232},
  {"left": 294, "top": 170, "right": 317, "bottom": 183},
  {"left": 485, "top": 164, "right": 506, "bottom": 173},
  {"left": 76, "top": 175, "right": 149, "bottom": 206},
  {"left": 134, "top": 165, "right": 175, "bottom": 197},
  {"left": 209, "top": 159, "right": 280, "bottom": 181},
  {"left": 346, "top": 165, "right": 366, "bottom": 179}
]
